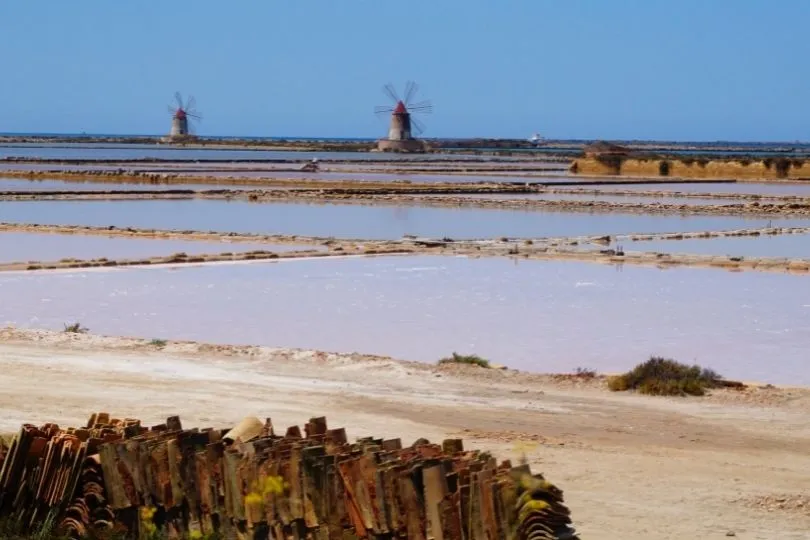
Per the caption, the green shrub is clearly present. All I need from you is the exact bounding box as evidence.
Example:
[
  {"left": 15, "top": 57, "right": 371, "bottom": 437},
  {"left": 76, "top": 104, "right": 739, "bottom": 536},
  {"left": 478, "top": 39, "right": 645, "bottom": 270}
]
[
  {"left": 63, "top": 322, "right": 88, "bottom": 334},
  {"left": 149, "top": 339, "right": 167, "bottom": 348},
  {"left": 438, "top": 352, "right": 490, "bottom": 369},
  {"left": 607, "top": 356, "right": 722, "bottom": 396}
]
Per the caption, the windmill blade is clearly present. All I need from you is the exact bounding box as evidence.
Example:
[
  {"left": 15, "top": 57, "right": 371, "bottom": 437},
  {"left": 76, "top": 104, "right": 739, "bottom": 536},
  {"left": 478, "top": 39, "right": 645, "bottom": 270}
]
[
  {"left": 411, "top": 116, "right": 427, "bottom": 136},
  {"left": 185, "top": 95, "right": 196, "bottom": 113},
  {"left": 404, "top": 81, "right": 419, "bottom": 107},
  {"left": 187, "top": 112, "right": 203, "bottom": 121},
  {"left": 374, "top": 105, "right": 394, "bottom": 115},
  {"left": 382, "top": 83, "right": 399, "bottom": 104},
  {"left": 408, "top": 100, "right": 433, "bottom": 114},
  {"left": 175, "top": 92, "right": 184, "bottom": 109},
  {"left": 168, "top": 105, "right": 178, "bottom": 115}
]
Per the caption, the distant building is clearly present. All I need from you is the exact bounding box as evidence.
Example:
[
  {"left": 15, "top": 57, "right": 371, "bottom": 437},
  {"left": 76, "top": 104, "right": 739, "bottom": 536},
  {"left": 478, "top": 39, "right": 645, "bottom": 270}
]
[
  {"left": 166, "top": 92, "right": 201, "bottom": 142},
  {"left": 374, "top": 82, "right": 432, "bottom": 153}
]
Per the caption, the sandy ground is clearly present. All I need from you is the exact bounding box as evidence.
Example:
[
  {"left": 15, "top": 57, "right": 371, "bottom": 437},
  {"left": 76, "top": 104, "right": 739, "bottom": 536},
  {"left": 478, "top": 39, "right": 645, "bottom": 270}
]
[{"left": 1, "top": 330, "right": 809, "bottom": 539}]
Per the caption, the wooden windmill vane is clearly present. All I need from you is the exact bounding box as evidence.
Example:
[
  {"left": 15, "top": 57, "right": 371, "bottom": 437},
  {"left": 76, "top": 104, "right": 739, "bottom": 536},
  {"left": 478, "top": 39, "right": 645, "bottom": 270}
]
[
  {"left": 374, "top": 81, "right": 432, "bottom": 152},
  {"left": 167, "top": 92, "right": 202, "bottom": 141}
]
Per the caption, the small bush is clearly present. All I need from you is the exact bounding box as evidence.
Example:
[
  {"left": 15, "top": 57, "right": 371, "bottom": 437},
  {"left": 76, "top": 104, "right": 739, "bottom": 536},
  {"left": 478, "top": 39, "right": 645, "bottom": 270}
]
[
  {"left": 574, "top": 367, "right": 597, "bottom": 379},
  {"left": 63, "top": 322, "right": 88, "bottom": 334},
  {"left": 150, "top": 339, "right": 167, "bottom": 348},
  {"left": 607, "top": 356, "right": 722, "bottom": 396},
  {"left": 438, "top": 352, "right": 490, "bottom": 369}
]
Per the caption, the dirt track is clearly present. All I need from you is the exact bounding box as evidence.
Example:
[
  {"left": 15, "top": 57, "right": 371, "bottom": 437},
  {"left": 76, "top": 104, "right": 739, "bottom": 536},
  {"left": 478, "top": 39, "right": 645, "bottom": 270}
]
[{"left": 1, "top": 330, "right": 809, "bottom": 539}]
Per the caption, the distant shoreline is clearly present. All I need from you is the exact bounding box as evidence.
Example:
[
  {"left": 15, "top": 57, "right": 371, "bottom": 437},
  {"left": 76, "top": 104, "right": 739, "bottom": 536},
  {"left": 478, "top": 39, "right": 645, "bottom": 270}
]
[{"left": 2, "top": 134, "right": 810, "bottom": 158}]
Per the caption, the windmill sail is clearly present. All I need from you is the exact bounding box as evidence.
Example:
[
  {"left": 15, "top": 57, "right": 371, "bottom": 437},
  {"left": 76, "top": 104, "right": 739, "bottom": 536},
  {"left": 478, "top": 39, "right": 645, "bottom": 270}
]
[
  {"left": 374, "top": 81, "right": 432, "bottom": 152},
  {"left": 168, "top": 92, "right": 202, "bottom": 139}
]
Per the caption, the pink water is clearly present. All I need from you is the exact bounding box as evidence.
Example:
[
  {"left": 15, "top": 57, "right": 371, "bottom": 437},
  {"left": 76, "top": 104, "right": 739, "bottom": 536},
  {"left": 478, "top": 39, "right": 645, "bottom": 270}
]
[{"left": 1, "top": 256, "right": 807, "bottom": 384}]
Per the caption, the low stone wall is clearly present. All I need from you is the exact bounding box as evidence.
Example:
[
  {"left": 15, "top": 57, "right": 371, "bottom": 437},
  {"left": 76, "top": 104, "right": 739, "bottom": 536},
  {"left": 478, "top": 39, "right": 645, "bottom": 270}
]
[{"left": 571, "top": 157, "right": 810, "bottom": 180}]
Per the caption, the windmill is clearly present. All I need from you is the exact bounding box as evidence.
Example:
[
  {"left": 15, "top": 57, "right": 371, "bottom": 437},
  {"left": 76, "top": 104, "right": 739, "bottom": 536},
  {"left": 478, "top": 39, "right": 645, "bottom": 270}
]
[
  {"left": 167, "top": 92, "right": 201, "bottom": 140},
  {"left": 374, "top": 81, "right": 432, "bottom": 152}
]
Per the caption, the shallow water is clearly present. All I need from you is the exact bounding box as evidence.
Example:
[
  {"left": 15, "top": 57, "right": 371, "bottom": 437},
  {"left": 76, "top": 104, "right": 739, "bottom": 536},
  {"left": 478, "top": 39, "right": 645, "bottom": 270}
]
[
  {"left": 0, "top": 166, "right": 561, "bottom": 185},
  {"left": 464, "top": 193, "right": 736, "bottom": 206},
  {"left": 0, "top": 143, "right": 521, "bottom": 162},
  {"left": 587, "top": 182, "right": 810, "bottom": 197},
  {"left": 620, "top": 233, "right": 810, "bottom": 259},
  {"left": 0, "top": 232, "right": 319, "bottom": 263},
  {"left": 1, "top": 256, "right": 807, "bottom": 384},
  {"left": 201, "top": 170, "right": 559, "bottom": 183},
  {"left": 0, "top": 177, "right": 275, "bottom": 192},
  {"left": 0, "top": 200, "right": 803, "bottom": 239}
]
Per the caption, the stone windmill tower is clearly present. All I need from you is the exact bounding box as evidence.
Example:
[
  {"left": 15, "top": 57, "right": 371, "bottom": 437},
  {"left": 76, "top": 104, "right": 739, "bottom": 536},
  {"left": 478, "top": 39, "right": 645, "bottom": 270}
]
[
  {"left": 167, "top": 92, "right": 201, "bottom": 140},
  {"left": 374, "top": 82, "right": 432, "bottom": 152}
]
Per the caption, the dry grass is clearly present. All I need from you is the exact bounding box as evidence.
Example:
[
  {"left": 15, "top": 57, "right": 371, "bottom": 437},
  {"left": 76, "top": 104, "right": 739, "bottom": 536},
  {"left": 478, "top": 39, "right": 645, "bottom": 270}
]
[{"left": 574, "top": 367, "right": 597, "bottom": 379}]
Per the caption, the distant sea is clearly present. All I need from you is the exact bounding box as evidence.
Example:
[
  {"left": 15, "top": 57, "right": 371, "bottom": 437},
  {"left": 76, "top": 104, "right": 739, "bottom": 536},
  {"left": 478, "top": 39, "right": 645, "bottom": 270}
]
[{"left": 1, "top": 132, "right": 809, "bottom": 148}]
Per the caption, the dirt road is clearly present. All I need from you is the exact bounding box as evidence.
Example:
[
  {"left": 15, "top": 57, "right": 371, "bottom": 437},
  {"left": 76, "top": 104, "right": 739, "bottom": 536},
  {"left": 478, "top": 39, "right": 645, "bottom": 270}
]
[{"left": 1, "top": 330, "right": 808, "bottom": 539}]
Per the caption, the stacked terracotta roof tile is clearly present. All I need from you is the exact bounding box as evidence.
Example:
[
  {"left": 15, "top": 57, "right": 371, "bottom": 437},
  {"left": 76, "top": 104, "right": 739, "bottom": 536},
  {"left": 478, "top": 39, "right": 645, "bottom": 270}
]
[{"left": 0, "top": 413, "right": 580, "bottom": 539}]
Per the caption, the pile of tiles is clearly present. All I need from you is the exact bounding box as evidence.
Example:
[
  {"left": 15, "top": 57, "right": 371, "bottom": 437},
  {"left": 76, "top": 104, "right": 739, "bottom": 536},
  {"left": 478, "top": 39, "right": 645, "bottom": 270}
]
[
  {"left": 0, "top": 413, "right": 580, "bottom": 539},
  {"left": 0, "top": 414, "right": 128, "bottom": 537}
]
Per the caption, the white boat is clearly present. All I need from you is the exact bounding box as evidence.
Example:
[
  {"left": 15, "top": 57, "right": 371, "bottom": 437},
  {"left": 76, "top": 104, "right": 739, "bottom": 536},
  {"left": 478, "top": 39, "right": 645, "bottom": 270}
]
[{"left": 529, "top": 133, "right": 544, "bottom": 146}]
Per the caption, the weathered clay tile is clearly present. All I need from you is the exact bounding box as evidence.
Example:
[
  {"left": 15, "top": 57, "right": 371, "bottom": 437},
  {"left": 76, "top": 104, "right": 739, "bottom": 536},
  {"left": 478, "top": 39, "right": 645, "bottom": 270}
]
[{"left": 0, "top": 413, "right": 579, "bottom": 540}]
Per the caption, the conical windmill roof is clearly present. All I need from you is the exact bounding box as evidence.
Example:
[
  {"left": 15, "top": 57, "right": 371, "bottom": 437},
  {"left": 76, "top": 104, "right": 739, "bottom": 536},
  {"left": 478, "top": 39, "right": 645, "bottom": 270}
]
[{"left": 393, "top": 101, "right": 407, "bottom": 114}]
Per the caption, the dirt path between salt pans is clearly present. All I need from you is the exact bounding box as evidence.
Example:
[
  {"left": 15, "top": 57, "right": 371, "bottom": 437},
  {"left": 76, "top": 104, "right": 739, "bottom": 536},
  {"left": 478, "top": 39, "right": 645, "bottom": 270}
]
[{"left": 1, "top": 334, "right": 809, "bottom": 540}]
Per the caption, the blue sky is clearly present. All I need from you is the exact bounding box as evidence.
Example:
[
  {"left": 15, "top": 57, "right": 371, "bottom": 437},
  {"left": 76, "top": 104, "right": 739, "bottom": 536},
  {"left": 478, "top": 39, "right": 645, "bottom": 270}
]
[{"left": 1, "top": 1, "right": 807, "bottom": 141}]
